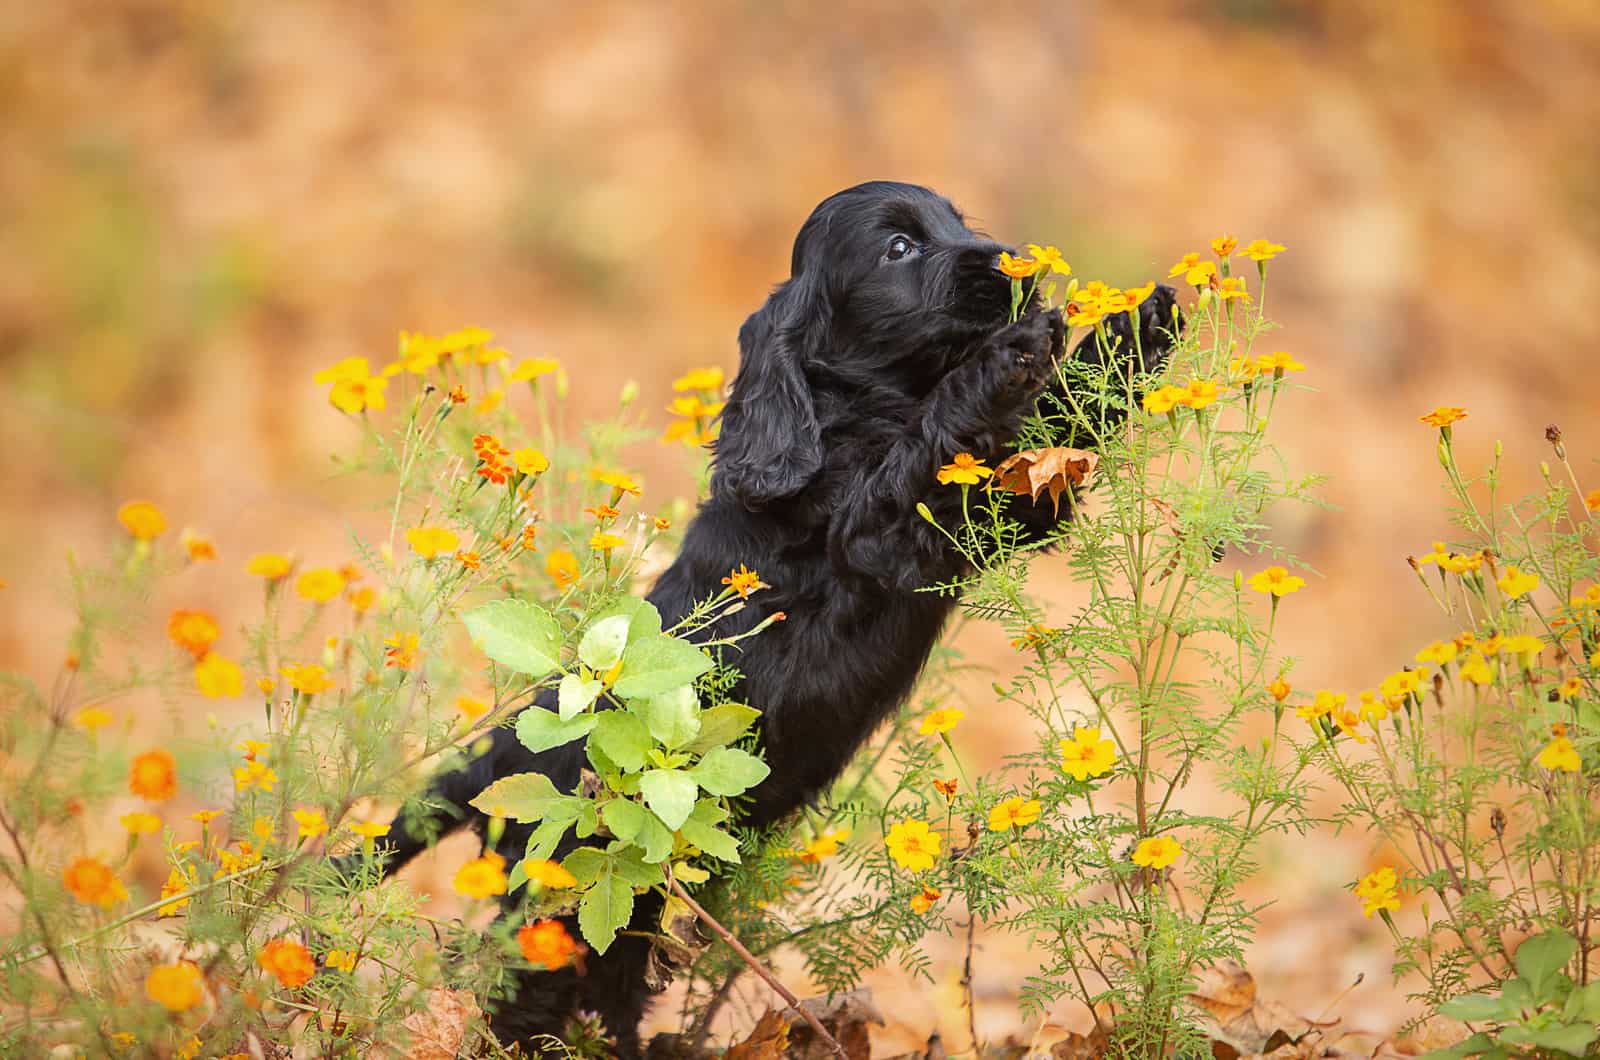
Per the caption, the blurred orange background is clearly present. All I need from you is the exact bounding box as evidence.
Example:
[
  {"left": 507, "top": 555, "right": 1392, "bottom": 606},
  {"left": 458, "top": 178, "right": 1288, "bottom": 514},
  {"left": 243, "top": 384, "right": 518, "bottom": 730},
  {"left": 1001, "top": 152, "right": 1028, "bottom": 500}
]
[{"left": 3, "top": 0, "right": 1598, "bottom": 1052}]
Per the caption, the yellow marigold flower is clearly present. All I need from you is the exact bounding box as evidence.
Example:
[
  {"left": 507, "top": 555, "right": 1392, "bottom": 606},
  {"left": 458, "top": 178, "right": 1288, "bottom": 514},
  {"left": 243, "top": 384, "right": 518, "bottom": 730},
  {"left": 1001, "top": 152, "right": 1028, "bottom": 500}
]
[
  {"left": 654, "top": 517, "right": 671, "bottom": 532},
  {"left": 1059, "top": 726, "right": 1116, "bottom": 781},
  {"left": 190, "top": 809, "right": 223, "bottom": 824},
  {"left": 508, "top": 358, "right": 560, "bottom": 382},
  {"left": 145, "top": 961, "right": 205, "bottom": 1012},
  {"left": 1438, "top": 550, "right": 1485, "bottom": 574},
  {"left": 1167, "top": 253, "right": 1216, "bottom": 286},
  {"left": 245, "top": 552, "right": 293, "bottom": 580},
  {"left": 518, "top": 920, "right": 579, "bottom": 969},
  {"left": 918, "top": 707, "right": 965, "bottom": 735},
  {"left": 179, "top": 528, "right": 216, "bottom": 562},
  {"left": 673, "top": 366, "right": 726, "bottom": 392},
  {"left": 406, "top": 526, "right": 460, "bottom": 559},
  {"left": 1500, "top": 635, "right": 1543, "bottom": 664},
  {"left": 1296, "top": 690, "right": 1346, "bottom": 722},
  {"left": 546, "top": 547, "right": 580, "bottom": 588},
  {"left": 1174, "top": 378, "right": 1227, "bottom": 409},
  {"left": 1247, "top": 566, "right": 1306, "bottom": 597},
  {"left": 1216, "top": 277, "right": 1251, "bottom": 302},
  {"left": 591, "top": 468, "right": 642, "bottom": 497},
  {"left": 1132, "top": 835, "right": 1182, "bottom": 870},
  {"left": 349, "top": 822, "right": 390, "bottom": 839},
  {"left": 1267, "top": 677, "right": 1292, "bottom": 703},
  {"left": 1331, "top": 703, "right": 1366, "bottom": 743},
  {"left": 1122, "top": 281, "right": 1157, "bottom": 309},
  {"left": 457, "top": 550, "right": 482, "bottom": 572},
  {"left": 252, "top": 815, "right": 274, "bottom": 841},
  {"left": 258, "top": 938, "right": 316, "bottom": 990},
  {"left": 155, "top": 864, "right": 195, "bottom": 917},
  {"left": 218, "top": 839, "right": 262, "bottom": 874},
  {"left": 194, "top": 652, "right": 244, "bottom": 699},
  {"left": 325, "top": 949, "right": 357, "bottom": 973},
  {"left": 1357, "top": 690, "right": 1393, "bottom": 725},
  {"left": 1024, "top": 244, "right": 1072, "bottom": 277},
  {"left": 524, "top": 858, "right": 579, "bottom": 889},
  {"left": 1210, "top": 234, "right": 1238, "bottom": 257},
  {"left": 512, "top": 447, "right": 550, "bottom": 475},
  {"left": 1497, "top": 565, "right": 1540, "bottom": 599},
  {"left": 120, "top": 811, "right": 161, "bottom": 835},
  {"left": 347, "top": 586, "right": 377, "bottom": 613},
  {"left": 1586, "top": 489, "right": 1600, "bottom": 512},
  {"left": 933, "top": 778, "right": 958, "bottom": 801},
  {"left": 1355, "top": 866, "right": 1400, "bottom": 917},
  {"left": 130, "top": 749, "right": 178, "bottom": 801},
  {"left": 293, "top": 809, "right": 328, "bottom": 840},
  {"left": 294, "top": 567, "right": 345, "bottom": 604},
  {"left": 383, "top": 631, "right": 420, "bottom": 670},
  {"left": 910, "top": 884, "right": 942, "bottom": 915},
  {"left": 722, "top": 564, "right": 765, "bottom": 598},
  {"left": 117, "top": 500, "right": 168, "bottom": 541},
  {"left": 885, "top": 819, "right": 942, "bottom": 872},
  {"left": 795, "top": 827, "right": 850, "bottom": 864},
  {"left": 280, "top": 663, "right": 333, "bottom": 695},
  {"left": 1419, "top": 406, "right": 1468, "bottom": 428},
  {"left": 590, "top": 531, "right": 628, "bottom": 552},
  {"left": 1379, "top": 669, "right": 1427, "bottom": 701},
  {"left": 314, "top": 357, "right": 389, "bottom": 414},
  {"left": 1010, "top": 624, "right": 1057, "bottom": 651},
  {"left": 475, "top": 388, "right": 504, "bottom": 414},
  {"left": 1415, "top": 640, "right": 1458, "bottom": 666},
  {"left": 1537, "top": 734, "right": 1580, "bottom": 772},
  {"left": 936, "top": 452, "right": 992, "bottom": 486},
  {"left": 453, "top": 851, "right": 509, "bottom": 899},
  {"left": 233, "top": 759, "right": 279, "bottom": 793},
  {"left": 1459, "top": 652, "right": 1493, "bottom": 685},
  {"left": 455, "top": 695, "right": 490, "bottom": 723},
  {"left": 63, "top": 856, "right": 128, "bottom": 908},
  {"left": 73, "top": 705, "right": 114, "bottom": 731},
  {"left": 1142, "top": 385, "right": 1185, "bottom": 414},
  {"left": 1256, "top": 351, "right": 1305, "bottom": 374},
  {"left": 998, "top": 252, "right": 1039, "bottom": 279},
  {"left": 1239, "top": 239, "right": 1286, "bottom": 262},
  {"left": 987, "top": 796, "right": 1042, "bottom": 833},
  {"left": 1556, "top": 676, "right": 1582, "bottom": 700}
]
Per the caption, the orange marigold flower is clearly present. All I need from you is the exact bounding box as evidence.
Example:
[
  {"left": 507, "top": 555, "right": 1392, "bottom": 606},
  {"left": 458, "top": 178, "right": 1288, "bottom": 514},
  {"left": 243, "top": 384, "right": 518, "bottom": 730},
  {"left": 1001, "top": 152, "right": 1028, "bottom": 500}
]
[
  {"left": 722, "top": 564, "right": 766, "bottom": 598},
  {"left": 130, "top": 750, "right": 178, "bottom": 801},
  {"left": 933, "top": 778, "right": 959, "bottom": 801},
  {"left": 448, "top": 384, "right": 468, "bottom": 404},
  {"left": 457, "top": 551, "right": 482, "bottom": 571},
  {"left": 586, "top": 504, "right": 622, "bottom": 522},
  {"left": 257, "top": 938, "right": 316, "bottom": 990},
  {"left": 180, "top": 528, "right": 216, "bottom": 562},
  {"left": 1419, "top": 406, "right": 1468, "bottom": 428},
  {"left": 406, "top": 527, "right": 460, "bottom": 559},
  {"left": 518, "top": 919, "right": 580, "bottom": 969},
  {"left": 145, "top": 961, "right": 205, "bottom": 1012},
  {"left": 998, "top": 252, "right": 1040, "bottom": 279},
  {"left": 117, "top": 500, "right": 168, "bottom": 541},
  {"left": 383, "top": 632, "right": 420, "bottom": 670},
  {"left": 194, "top": 652, "right": 243, "bottom": 699},
  {"left": 245, "top": 552, "right": 293, "bottom": 580},
  {"left": 546, "top": 548, "right": 579, "bottom": 588},
  {"left": 936, "top": 452, "right": 992, "bottom": 486},
  {"left": 63, "top": 856, "right": 129, "bottom": 908},
  {"left": 167, "top": 610, "right": 220, "bottom": 658},
  {"left": 910, "top": 884, "right": 942, "bottom": 915},
  {"left": 453, "top": 851, "right": 509, "bottom": 899},
  {"left": 1267, "top": 677, "right": 1292, "bottom": 702}
]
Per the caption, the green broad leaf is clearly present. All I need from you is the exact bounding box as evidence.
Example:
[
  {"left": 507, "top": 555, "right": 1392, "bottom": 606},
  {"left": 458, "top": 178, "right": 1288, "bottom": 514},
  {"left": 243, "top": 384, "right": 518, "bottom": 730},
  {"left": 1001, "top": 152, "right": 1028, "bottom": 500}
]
[
  {"left": 689, "top": 746, "right": 770, "bottom": 796},
  {"left": 591, "top": 711, "right": 653, "bottom": 773},
  {"left": 602, "top": 798, "right": 646, "bottom": 842},
  {"left": 462, "top": 599, "right": 562, "bottom": 678},
  {"left": 1513, "top": 930, "right": 1577, "bottom": 994},
  {"left": 684, "top": 703, "right": 761, "bottom": 754},
  {"left": 593, "top": 596, "right": 663, "bottom": 645},
  {"left": 635, "top": 684, "right": 701, "bottom": 748},
  {"left": 467, "top": 772, "right": 560, "bottom": 823},
  {"left": 639, "top": 768, "right": 698, "bottom": 830},
  {"left": 1418, "top": 1033, "right": 1495, "bottom": 1060},
  {"left": 679, "top": 814, "right": 741, "bottom": 863},
  {"left": 611, "top": 843, "right": 666, "bottom": 887},
  {"left": 506, "top": 859, "right": 529, "bottom": 894},
  {"left": 1438, "top": 994, "right": 1514, "bottom": 1023},
  {"left": 577, "top": 865, "right": 633, "bottom": 955},
  {"left": 612, "top": 635, "right": 713, "bottom": 700},
  {"left": 574, "top": 801, "right": 600, "bottom": 838},
  {"left": 1564, "top": 980, "right": 1600, "bottom": 1023},
  {"left": 1526, "top": 1024, "right": 1597, "bottom": 1054},
  {"left": 516, "top": 706, "right": 599, "bottom": 753},
  {"left": 525, "top": 817, "right": 572, "bottom": 863},
  {"left": 562, "top": 847, "right": 610, "bottom": 885},
  {"left": 557, "top": 673, "right": 603, "bottom": 720},
  {"left": 578, "top": 614, "right": 632, "bottom": 672}
]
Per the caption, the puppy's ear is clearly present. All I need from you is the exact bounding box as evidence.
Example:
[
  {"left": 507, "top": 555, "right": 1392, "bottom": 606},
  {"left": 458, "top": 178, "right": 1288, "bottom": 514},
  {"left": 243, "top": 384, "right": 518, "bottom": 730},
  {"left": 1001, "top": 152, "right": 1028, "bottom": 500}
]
[{"left": 712, "top": 276, "right": 826, "bottom": 510}]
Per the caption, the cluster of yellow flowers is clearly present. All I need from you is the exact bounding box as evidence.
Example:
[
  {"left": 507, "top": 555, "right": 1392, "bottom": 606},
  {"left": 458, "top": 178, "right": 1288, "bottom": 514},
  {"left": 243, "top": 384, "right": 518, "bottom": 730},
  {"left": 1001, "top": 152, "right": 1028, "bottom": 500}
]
[
  {"left": 1355, "top": 866, "right": 1402, "bottom": 919},
  {"left": 663, "top": 367, "right": 726, "bottom": 447},
  {"left": 314, "top": 328, "right": 562, "bottom": 417}
]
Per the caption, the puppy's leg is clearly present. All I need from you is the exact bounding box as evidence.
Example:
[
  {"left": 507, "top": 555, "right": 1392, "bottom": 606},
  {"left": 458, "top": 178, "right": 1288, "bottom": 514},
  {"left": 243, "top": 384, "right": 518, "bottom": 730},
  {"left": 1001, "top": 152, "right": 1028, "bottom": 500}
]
[{"left": 828, "top": 309, "right": 1064, "bottom": 589}]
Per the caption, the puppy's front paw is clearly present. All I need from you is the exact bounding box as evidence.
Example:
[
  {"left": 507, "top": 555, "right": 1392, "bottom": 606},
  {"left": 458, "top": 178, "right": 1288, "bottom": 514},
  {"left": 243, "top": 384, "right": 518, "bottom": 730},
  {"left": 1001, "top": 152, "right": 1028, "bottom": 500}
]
[
  {"left": 990, "top": 309, "right": 1064, "bottom": 393},
  {"left": 1077, "top": 284, "right": 1182, "bottom": 376}
]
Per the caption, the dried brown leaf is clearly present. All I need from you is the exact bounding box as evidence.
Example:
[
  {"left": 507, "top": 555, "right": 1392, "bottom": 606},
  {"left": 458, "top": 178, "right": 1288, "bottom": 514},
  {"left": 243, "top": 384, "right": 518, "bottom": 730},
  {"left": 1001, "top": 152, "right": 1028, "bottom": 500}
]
[{"left": 992, "top": 447, "right": 1098, "bottom": 516}]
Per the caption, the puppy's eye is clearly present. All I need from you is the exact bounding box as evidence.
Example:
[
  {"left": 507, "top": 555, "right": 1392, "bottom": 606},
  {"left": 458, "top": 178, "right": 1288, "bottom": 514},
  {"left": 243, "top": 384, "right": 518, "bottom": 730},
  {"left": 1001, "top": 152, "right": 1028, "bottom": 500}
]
[{"left": 884, "top": 235, "right": 916, "bottom": 262}]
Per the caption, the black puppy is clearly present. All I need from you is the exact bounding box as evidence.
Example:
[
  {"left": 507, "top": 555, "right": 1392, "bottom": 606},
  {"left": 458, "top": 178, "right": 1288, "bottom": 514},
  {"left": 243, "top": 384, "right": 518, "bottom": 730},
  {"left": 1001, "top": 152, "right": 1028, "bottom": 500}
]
[{"left": 373, "top": 182, "right": 1178, "bottom": 1055}]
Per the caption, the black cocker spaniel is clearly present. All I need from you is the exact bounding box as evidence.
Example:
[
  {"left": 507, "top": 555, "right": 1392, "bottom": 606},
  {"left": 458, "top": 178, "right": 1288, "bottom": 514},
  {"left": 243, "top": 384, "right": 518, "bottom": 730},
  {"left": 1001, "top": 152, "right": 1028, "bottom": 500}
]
[{"left": 373, "top": 181, "right": 1179, "bottom": 1055}]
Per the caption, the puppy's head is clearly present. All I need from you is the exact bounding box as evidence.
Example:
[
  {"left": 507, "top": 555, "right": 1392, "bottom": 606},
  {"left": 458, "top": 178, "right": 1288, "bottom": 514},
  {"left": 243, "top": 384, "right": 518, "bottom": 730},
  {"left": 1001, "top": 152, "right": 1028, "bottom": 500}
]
[{"left": 714, "top": 182, "right": 1017, "bottom": 510}]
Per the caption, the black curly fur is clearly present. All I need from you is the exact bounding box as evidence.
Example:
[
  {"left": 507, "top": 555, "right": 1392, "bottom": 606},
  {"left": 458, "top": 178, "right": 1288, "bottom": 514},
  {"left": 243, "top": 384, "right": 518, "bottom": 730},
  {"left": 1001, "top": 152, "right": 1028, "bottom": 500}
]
[{"left": 368, "top": 181, "right": 1179, "bottom": 1056}]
